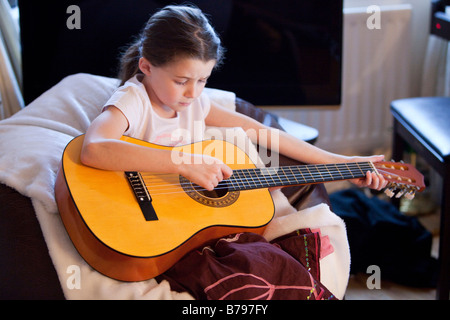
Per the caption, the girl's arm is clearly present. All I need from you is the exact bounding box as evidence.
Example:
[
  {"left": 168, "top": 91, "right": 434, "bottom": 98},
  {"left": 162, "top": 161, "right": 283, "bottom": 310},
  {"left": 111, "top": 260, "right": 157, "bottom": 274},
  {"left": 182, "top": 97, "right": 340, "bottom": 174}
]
[
  {"left": 81, "top": 106, "right": 232, "bottom": 191},
  {"left": 205, "top": 102, "right": 387, "bottom": 190}
]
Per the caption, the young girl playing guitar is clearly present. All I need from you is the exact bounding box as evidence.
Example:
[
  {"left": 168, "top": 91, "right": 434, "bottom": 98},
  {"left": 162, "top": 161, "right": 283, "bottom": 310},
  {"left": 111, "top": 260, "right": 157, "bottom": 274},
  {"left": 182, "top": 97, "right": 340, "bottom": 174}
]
[{"left": 80, "top": 4, "right": 387, "bottom": 193}]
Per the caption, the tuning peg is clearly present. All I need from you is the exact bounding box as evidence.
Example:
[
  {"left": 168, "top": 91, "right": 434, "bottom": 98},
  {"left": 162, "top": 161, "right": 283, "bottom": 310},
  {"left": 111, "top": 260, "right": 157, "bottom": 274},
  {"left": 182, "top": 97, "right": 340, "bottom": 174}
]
[
  {"left": 395, "top": 188, "right": 407, "bottom": 198},
  {"left": 384, "top": 188, "right": 395, "bottom": 198},
  {"left": 384, "top": 184, "right": 397, "bottom": 198},
  {"left": 404, "top": 186, "right": 420, "bottom": 200},
  {"left": 404, "top": 190, "right": 416, "bottom": 200}
]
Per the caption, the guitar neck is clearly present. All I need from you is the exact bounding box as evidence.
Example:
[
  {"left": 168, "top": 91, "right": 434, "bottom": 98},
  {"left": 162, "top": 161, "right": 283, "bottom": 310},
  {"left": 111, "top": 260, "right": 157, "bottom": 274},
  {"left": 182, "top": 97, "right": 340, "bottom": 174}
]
[{"left": 227, "top": 162, "right": 375, "bottom": 191}]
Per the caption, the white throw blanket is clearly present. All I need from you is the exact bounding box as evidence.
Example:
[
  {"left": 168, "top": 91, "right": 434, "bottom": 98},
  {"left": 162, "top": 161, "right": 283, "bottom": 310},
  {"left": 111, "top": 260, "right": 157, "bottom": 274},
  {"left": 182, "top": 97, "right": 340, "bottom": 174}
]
[{"left": 0, "top": 73, "right": 349, "bottom": 299}]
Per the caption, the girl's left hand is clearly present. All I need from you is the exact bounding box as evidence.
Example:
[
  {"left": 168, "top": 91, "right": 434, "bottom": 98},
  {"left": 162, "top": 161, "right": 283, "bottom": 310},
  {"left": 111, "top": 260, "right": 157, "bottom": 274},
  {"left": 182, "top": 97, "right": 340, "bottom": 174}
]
[{"left": 347, "top": 155, "right": 388, "bottom": 191}]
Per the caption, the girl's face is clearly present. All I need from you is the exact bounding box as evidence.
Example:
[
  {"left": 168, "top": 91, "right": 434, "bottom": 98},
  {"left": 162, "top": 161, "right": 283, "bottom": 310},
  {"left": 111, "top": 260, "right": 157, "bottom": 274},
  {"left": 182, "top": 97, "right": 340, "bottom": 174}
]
[{"left": 140, "top": 57, "right": 216, "bottom": 118}]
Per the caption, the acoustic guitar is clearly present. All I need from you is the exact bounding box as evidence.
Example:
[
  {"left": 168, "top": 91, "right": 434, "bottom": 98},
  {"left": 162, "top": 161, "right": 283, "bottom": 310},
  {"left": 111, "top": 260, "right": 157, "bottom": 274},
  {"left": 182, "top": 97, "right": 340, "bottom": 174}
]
[{"left": 55, "top": 135, "right": 425, "bottom": 281}]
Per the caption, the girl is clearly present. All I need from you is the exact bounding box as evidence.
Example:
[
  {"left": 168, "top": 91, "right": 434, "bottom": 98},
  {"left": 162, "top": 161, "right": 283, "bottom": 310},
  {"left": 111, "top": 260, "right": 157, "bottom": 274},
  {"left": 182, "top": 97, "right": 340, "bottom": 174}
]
[{"left": 81, "top": 4, "right": 387, "bottom": 192}]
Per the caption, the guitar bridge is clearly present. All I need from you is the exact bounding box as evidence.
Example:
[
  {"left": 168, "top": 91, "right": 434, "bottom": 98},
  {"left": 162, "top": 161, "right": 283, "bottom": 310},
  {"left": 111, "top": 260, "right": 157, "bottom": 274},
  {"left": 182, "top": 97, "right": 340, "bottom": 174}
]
[{"left": 125, "top": 171, "right": 158, "bottom": 221}]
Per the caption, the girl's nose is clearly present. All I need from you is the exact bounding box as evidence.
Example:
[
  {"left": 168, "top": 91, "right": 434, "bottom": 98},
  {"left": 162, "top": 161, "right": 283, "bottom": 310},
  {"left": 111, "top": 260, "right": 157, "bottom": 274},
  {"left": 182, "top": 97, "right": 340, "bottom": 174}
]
[{"left": 184, "top": 84, "right": 198, "bottom": 99}]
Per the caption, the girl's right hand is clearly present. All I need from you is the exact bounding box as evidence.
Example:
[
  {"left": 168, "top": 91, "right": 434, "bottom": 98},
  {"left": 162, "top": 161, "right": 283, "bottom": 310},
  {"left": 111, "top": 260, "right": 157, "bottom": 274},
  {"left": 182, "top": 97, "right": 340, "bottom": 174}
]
[{"left": 177, "top": 154, "right": 233, "bottom": 191}]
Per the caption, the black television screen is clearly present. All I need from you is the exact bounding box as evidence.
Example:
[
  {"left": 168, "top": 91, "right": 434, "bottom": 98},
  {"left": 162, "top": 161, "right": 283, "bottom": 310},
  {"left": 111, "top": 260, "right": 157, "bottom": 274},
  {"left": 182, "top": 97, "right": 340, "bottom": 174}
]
[
  {"left": 19, "top": 0, "right": 343, "bottom": 107},
  {"left": 206, "top": 0, "right": 343, "bottom": 107}
]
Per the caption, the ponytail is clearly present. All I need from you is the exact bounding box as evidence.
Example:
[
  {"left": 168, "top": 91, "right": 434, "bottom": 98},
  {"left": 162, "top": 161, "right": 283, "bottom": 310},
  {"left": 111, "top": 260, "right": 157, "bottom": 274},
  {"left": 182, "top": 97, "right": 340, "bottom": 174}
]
[{"left": 118, "top": 39, "right": 142, "bottom": 85}]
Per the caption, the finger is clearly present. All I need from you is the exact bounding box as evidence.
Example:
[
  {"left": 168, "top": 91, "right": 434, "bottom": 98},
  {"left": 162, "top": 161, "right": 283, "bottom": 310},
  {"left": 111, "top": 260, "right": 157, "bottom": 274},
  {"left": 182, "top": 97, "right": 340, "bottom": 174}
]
[
  {"left": 365, "top": 171, "right": 372, "bottom": 187},
  {"left": 373, "top": 172, "right": 386, "bottom": 190},
  {"left": 222, "top": 164, "right": 233, "bottom": 179},
  {"left": 216, "top": 170, "right": 223, "bottom": 182},
  {"left": 200, "top": 180, "right": 215, "bottom": 191},
  {"left": 207, "top": 177, "right": 218, "bottom": 191},
  {"left": 367, "top": 172, "right": 377, "bottom": 189},
  {"left": 379, "top": 173, "right": 388, "bottom": 189},
  {"left": 373, "top": 173, "right": 381, "bottom": 190},
  {"left": 211, "top": 175, "right": 219, "bottom": 186}
]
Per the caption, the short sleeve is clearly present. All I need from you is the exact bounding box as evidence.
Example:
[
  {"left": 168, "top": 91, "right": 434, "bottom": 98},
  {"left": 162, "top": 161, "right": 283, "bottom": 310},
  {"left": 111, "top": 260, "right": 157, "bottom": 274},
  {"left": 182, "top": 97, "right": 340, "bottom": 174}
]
[{"left": 103, "top": 85, "right": 146, "bottom": 134}]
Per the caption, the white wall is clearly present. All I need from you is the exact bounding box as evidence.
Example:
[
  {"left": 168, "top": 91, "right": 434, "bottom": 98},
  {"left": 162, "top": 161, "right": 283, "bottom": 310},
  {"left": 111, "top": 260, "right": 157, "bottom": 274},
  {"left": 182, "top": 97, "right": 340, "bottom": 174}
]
[{"left": 344, "top": 0, "right": 432, "bottom": 97}]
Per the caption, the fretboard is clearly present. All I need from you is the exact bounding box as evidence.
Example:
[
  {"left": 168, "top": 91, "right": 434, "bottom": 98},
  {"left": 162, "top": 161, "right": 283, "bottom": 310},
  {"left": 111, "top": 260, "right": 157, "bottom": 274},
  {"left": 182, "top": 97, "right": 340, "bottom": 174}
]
[{"left": 225, "top": 162, "right": 375, "bottom": 191}]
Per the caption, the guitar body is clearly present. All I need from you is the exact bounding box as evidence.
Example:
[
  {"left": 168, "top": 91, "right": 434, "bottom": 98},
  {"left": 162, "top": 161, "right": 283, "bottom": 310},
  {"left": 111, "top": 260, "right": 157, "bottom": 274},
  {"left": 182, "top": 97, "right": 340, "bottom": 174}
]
[{"left": 55, "top": 135, "right": 274, "bottom": 282}]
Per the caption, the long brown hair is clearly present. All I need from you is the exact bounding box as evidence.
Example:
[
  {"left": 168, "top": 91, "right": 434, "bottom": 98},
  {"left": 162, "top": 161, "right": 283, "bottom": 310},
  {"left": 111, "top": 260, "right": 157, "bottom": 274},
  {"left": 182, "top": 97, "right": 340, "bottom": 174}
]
[{"left": 118, "top": 4, "right": 224, "bottom": 85}]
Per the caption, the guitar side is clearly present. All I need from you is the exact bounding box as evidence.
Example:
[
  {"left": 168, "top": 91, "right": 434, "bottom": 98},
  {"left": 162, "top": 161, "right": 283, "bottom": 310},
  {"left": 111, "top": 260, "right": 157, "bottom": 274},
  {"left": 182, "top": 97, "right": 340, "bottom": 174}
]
[{"left": 55, "top": 135, "right": 274, "bottom": 282}]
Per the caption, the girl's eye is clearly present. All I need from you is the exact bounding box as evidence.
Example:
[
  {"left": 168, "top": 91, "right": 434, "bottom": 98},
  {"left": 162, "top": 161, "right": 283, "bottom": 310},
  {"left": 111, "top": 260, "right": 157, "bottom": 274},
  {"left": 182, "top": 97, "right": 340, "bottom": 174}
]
[{"left": 175, "top": 81, "right": 187, "bottom": 86}]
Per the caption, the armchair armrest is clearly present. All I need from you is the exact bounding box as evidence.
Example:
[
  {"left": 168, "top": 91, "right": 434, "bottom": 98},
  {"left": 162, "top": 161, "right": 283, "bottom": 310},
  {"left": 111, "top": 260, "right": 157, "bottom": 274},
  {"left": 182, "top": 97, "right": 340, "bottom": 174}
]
[
  {"left": 234, "top": 97, "right": 319, "bottom": 144},
  {"left": 276, "top": 116, "right": 318, "bottom": 144}
]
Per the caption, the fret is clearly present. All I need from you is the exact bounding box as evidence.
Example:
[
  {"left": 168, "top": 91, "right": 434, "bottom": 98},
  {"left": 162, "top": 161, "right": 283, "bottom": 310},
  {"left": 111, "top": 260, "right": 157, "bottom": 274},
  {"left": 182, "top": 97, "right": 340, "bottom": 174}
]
[
  {"left": 260, "top": 167, "right": 273, "bottom": 187},
  {"left": 305, "top": 165, "right": 319, "bottom": 182},
  {"left": 264, "top": 167, "right": 282, "bottom": 187},
  {"left": 335, "top": 163, "right": 354, "bottom": 180},
  {"left": 233, "top": 170, "right": 246, "bottom": 190},
  {"left": 332, "top": 163, "right": 348, "bottom": 180},
  {"left": 272, "top": 169, "right": 284, "bottom": 186},
  {"left": 320, "top": 164, "right": 330, "bottom": 181},
  {"left": 265, "top": 167, "right": 275, "bottom": 187},
  {"left": 338, "top": 162, "right": 371, "bottom": 180},
  {"left": 355, "top": 162, "right": 366, "bottom": 177},
  {"left": 343, "top": 163, "right": 357, "bottom": 179},
  {"left": 293, "top": 166, "right": 307, "bottom": 184},
  {"left": 322, "top": 164, "right": 335, "bottom": 180},
  {"left": 250, "top": 168, "right": 264, "bottom": 189},
  {"left": 244, "top": 169, "right": 256, "bottom": 189},
  {"left": 280, "top": 167, "right": 292, "bottom": 185},
  {"left": 313, "top": 164, "right": 327, "bottom": 182},
  {"left": 242, "top": 169, "right": 253, "bottom": 189},
  {"left": 301, "top": 165, "right": 316, "bottom": 183},
  {"left": 288, "top": 167, "right": 300, "bottom": 184},
  {"left": 228, "top": 173, "right": 237, "bottom": 191},
  {"left": 350, "top": 162, "right": 371, "bottom": 178}
]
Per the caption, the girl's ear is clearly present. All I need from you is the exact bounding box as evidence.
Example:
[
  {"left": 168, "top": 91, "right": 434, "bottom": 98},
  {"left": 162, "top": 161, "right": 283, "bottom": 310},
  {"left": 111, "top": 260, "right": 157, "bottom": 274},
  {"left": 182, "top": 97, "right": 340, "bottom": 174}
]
[{"left": 139, "top": 57, "right": 152, "bottom": 76}]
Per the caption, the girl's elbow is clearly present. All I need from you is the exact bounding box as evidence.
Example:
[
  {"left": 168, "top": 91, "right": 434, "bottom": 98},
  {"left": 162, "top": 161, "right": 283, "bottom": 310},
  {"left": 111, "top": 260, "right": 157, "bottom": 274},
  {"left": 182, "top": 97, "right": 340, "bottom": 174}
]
[{"left": 80, "top": 142, "right": 99, "bottom": 167}]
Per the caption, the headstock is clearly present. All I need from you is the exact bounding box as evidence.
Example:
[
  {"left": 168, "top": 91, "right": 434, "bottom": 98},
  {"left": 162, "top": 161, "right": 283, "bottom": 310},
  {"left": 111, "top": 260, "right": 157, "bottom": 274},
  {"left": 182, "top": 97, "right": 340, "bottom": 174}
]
[{"left": 373, "top": 161, "right": 425, "bottom": 200}]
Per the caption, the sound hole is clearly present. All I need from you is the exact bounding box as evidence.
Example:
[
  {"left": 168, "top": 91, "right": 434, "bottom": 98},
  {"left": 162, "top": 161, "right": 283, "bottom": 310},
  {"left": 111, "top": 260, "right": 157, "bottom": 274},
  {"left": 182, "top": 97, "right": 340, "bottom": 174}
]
[
  {"left": 195, "top": 181, "right": 229, "bottom": 199},
  {"left": 179, "top": 176, "right": 239, "bottom": 208}
]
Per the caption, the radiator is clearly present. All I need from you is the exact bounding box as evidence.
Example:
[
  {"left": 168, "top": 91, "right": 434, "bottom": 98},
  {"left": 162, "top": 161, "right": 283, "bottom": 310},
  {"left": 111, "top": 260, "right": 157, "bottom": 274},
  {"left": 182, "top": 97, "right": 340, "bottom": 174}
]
[{"left": 270, "top": 4, "right": 412, "bottom": 156}]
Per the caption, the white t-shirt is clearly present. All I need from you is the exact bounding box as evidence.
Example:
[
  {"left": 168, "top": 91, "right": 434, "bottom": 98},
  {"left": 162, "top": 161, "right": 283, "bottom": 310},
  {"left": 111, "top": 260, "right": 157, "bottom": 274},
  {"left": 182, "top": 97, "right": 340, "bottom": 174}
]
[{"left": 104, "top": 75, "right": 211, "bottom": 146}]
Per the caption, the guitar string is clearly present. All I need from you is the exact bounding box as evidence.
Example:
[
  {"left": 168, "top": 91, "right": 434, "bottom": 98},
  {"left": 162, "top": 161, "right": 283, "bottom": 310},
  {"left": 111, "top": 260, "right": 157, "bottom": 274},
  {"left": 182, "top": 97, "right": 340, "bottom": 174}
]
[
  {"left": 140, "top": 163, "right": 376, "bottom": 195},
  {"left": 142, "top": 163, "right": 374, "bottom": 190},
  {"left": 375, "top": 168, "right": 411, "bottom": 182},
  {"left": 142, "top": 169, "right": 368, "bottom": 191},
  {"left": 141, "top": 163, "right": 373, "bottom": 189},
  {"left": 143, "top": 178, "right": 416, "bottom": 197},
  {"left": 140, "top": 162, "right": 374, "bottom": 182},
  {"left": 143, "top": 176, "right": 380, "bottom": 196}
]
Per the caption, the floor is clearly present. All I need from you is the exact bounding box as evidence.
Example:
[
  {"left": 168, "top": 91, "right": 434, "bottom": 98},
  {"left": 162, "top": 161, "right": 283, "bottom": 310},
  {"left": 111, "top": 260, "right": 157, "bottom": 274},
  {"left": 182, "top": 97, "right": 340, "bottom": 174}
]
[
  {"left": 325, "top": 180, "right": 441, "bottom": 300},
  {"left": 345, "top": 272, "right": 437, "bottom": 300}
]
